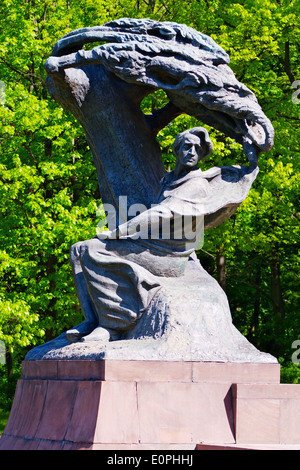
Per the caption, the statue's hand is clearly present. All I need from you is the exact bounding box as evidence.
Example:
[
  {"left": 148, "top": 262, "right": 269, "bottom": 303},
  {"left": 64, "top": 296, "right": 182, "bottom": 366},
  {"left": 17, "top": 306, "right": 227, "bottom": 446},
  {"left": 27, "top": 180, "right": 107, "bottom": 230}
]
[
  {"left": 97, "top": 229, "right": 118, "bottom": 240},
  {"left": 97, "top": 230, "right": 112, "bottom": 240},
  {"left": 242, "top": 137, "right": 260, "bottom": 165}
]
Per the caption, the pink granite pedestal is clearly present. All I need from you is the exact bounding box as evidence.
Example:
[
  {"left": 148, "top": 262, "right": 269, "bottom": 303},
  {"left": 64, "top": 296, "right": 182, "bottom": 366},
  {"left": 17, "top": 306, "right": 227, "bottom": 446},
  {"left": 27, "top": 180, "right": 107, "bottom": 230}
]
[{"left": 0, "top": 360, "right": 299, "bottom": 450}]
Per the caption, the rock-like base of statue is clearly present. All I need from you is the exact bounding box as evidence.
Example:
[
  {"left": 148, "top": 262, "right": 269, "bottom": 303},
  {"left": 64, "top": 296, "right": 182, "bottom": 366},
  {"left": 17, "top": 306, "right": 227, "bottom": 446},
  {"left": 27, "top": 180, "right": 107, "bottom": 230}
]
[
  {"left": 1, "top": 359, "right": 300, "bottom": 450},
  {"left": 25, "top": 258, "right": 276, "bottom": 363}
]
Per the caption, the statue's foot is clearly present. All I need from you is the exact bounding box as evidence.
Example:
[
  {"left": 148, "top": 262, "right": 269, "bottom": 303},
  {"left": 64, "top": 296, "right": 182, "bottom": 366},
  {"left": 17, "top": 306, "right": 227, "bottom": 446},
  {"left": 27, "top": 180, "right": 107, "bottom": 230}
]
[
  {"left": 80, "top": 326, "right": 111, "bottom": 342},
  {"left": 66, "top": 320, "right": 96, "bottom": 343}
]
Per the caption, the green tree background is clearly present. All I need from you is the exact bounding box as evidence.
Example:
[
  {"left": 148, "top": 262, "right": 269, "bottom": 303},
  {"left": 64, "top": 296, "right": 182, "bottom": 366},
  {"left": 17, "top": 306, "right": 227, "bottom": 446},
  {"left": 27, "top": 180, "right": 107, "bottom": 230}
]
[{"left": 0, "top": 0, "right": 299, "bottom": 412}]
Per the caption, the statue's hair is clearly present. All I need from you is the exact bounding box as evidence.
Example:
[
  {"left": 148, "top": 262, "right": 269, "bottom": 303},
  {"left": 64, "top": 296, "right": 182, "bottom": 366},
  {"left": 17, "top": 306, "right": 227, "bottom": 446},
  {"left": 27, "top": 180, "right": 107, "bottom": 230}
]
[{"left": 172, "top": 127, "right": 213, "bottom": 160}]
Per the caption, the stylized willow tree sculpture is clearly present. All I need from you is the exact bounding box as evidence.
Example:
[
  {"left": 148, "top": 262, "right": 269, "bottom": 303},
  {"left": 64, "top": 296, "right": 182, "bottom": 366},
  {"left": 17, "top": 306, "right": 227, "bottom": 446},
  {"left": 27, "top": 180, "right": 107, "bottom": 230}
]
[
  {"left": 28, "top": 19, "right": 277, "bottom": 362},
  {"left": 45, "top": 18, "right": 274, "bottom": 227}
]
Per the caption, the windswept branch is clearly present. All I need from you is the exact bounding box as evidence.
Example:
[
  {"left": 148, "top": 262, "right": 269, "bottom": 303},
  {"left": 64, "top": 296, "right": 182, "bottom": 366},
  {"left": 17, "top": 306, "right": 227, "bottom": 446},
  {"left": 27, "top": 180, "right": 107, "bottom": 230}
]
[{"left": 145, "top": 101, "right": 182, "bottom": 135}]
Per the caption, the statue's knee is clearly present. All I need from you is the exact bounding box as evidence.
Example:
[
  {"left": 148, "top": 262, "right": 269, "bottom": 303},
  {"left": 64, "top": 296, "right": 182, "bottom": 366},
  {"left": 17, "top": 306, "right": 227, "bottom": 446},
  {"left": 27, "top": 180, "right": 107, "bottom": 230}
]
[
  {"left": 70, "top": 239, "right": 97, "bottom": 262},
  {"left": 70, "top": 241, "right": 84, "bottom": 261}
]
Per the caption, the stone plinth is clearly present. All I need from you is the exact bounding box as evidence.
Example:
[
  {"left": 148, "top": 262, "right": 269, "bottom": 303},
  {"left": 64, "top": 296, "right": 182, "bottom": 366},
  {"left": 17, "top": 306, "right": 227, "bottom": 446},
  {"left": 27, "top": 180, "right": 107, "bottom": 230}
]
[
  {"left": 1, "top": 360, "right": 299, "bottom": 450},
  {"left": 233, "top": 383, "right": 300, "bottom": 445}
]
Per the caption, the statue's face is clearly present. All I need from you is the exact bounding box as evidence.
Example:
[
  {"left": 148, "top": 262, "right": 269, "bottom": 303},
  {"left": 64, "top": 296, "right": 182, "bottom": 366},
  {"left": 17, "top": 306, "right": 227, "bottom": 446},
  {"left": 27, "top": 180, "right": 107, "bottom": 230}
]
[{"left": 178, "top": 134, "right": 202, "bottom": 168}]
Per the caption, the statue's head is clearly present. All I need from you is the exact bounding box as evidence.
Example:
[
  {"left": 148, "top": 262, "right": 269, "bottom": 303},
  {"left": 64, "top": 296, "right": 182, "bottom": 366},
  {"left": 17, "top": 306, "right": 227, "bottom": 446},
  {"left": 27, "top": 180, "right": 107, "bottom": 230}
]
[{"left": 173, "top": 127, "right": 213, "bottom": 171}]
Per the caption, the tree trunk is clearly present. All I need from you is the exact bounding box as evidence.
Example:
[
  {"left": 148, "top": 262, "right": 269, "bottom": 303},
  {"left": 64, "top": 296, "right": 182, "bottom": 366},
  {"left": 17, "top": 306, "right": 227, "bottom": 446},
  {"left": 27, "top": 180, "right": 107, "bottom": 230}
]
[
  {"left": 5, "top": 351, "right": 13, "bottom": 378},
  {"left": 270, "top": 256, "right": 285, "bottom": 321},
  {"left": 248, "top": 267, "right": 261, "bottom": 341},
  {"left": 46, "top": 65, "right": 167, "bottom": 222}
]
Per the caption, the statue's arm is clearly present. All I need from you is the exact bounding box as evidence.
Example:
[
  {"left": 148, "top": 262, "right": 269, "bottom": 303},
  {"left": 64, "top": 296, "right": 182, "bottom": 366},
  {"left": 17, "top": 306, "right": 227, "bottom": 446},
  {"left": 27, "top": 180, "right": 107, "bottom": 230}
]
[
  {"left": 201, "top": 137, "right": 259, "bottom": 182},
  {"left": 200, "top": 167, "right": 222, "bottom": 179},
  {"left": 98, "top": 204, "right": 172, "bottom": 240}
]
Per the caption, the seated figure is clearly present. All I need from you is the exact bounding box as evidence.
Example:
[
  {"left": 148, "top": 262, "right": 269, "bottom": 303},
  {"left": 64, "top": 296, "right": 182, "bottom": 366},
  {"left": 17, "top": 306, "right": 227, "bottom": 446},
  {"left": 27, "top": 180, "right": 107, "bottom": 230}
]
[{"left": 66, "top": 128, "right": 258, "bottom": 343}]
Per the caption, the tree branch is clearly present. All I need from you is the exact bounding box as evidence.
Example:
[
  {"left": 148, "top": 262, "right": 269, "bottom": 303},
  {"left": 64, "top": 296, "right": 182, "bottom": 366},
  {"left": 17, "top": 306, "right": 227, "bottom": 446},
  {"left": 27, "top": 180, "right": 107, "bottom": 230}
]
[
  {"left": 281, "top": 41, "right": 295, "bottom": 84},
  {"left": 0, "top": 56, "right": 44, "bottom": 90},
  {"left": 145, "top": 101, "right": 182, "bottom": 135}
]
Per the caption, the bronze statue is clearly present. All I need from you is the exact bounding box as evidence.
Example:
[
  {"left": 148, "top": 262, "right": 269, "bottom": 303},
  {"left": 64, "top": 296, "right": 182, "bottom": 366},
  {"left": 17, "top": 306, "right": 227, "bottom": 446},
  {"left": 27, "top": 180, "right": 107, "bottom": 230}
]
[{"left": 26, "top": 19, "right": 276, "bottom": 363}]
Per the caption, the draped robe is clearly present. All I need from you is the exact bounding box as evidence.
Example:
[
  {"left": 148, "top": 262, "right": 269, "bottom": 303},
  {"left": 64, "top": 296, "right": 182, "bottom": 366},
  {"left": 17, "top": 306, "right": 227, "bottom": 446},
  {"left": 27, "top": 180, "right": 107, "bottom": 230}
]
[{"left": 71, "top": 164, "right": 258, "bottom": 332}]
